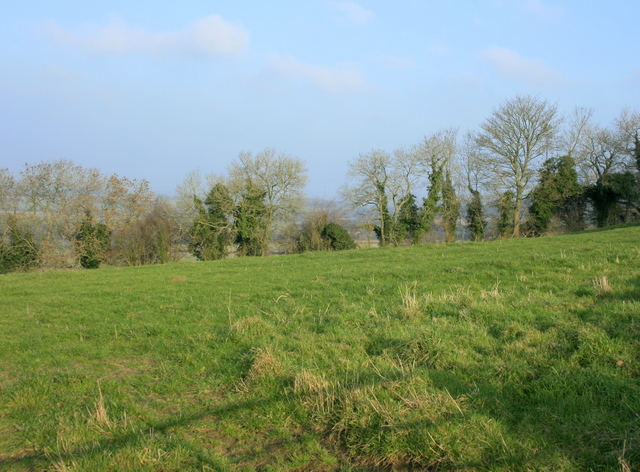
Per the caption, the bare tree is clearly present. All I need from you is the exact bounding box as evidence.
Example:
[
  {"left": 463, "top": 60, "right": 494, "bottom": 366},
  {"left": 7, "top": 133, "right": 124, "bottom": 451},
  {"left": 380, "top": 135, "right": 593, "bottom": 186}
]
[
  {"left": 563, "top": 107, "right": 594, "bottom": 159},
  {"left": 0, "top": 168, "right": 15, "bottom": 212},
  {"left": 459, "top": 131, "right": 488, "bottom": 193},
  {"left": 341, "top": 149, "right": 392, "bottom": 245},
  {"left": 415, "top": 129, "right": 460, "bottom": 242},
  {"left": 459, "top": 132, "right": 487, "bottom": 241},
  {"left": 175, "top": 170, "right": 224, "bottom": 220},
  {"left": 564, "top": 107, "right": 640, "bottom": 185},
  {"left": 175, "top": 170, "right": 229, "bottom": 246},
  {"left": 110, "top": 198, "right": 182, "bottom": 266},
  {"left": 228, "top": 149, "right": 308, "bottom": 255},
  {"left": 614, "top": 108, "right": 640, "bottom": 169},
  {"left": 341, "top": 147, "right": 426, "bottom": 246},
  {"left": 477, "top": 95, "right": 561, "bottom": 237},
  {"left": 582, "top": 126, "right": 629, "bottom": 181},
  {"left": 417, "top": 129, "right": 458, "bottom": 174}
]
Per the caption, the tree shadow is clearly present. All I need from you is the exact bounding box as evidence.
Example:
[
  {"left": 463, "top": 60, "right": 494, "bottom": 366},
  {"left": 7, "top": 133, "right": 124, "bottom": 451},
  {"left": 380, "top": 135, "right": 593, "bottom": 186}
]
[
  {"left": 611, "top": 275, "right": 640, "bottom": 302},
  {"left": 1, "top": 396, "right": 270, "bottom": 471}
]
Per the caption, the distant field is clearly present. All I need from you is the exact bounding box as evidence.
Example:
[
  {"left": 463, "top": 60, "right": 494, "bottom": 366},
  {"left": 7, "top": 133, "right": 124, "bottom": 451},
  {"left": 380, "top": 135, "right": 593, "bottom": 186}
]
[{"left": 1, "top": 224, "right": 639, "bottom": 471}]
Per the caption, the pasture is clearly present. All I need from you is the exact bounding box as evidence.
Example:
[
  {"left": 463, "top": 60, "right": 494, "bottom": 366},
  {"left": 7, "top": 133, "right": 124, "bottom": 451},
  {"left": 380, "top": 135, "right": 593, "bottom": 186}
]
[{"left": 1, "top": 224, "right": 639, "bottom": 471}]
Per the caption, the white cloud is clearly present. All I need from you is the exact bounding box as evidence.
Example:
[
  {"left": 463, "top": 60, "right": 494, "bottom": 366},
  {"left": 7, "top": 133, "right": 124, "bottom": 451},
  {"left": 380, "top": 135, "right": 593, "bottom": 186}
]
[
  {"left": 481, "top": 46, "right": 566, "bottom": 86},
  {"left": 43, "top": 14, "right": 250, "bottom": 58},
  {"left": 330, "top": 1, "right": 375, "bottom": 25},
  {"left": 268, "top": 54, "right": 366, "bottom": 94}
]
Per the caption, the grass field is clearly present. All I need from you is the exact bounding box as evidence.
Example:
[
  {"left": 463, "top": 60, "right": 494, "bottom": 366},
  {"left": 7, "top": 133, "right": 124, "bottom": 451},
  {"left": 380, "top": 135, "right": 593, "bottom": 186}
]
[{"left": 1, "top": 224, "right": 639, "bottom": 471}]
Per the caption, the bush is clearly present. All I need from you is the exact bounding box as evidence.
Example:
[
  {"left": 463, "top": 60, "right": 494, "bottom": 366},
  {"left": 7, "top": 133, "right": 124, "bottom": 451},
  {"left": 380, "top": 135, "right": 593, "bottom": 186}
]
[
  {"left": 110, "top": 199, "right": 181, "bottom": 266},
  {"left": 321, "top": 223, "right": 356, "bottom": 250},
  {"left": 0, "top": 222, "right": 40, "bottom": 273},
  {"left": 298, "top": 222, "right": 356, "bottom": 252},
  {"left": 75, "top": 212, "right": 111, "bottom": 269}
]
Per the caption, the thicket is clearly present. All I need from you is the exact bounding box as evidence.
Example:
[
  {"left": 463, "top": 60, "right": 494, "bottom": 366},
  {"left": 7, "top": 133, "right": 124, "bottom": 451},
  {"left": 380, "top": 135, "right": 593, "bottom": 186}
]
[
  {"left": 0, "top": 220, "right": 39, "bottom": 273},
  {"left": 297, "top": 221, "right": 356, "bottom": 252},
  {"left": 0, "top": 161, "right": 180, "bottom": 271},
  {"left": 110, "top": 199, "right": 182, "bottom": 266}
]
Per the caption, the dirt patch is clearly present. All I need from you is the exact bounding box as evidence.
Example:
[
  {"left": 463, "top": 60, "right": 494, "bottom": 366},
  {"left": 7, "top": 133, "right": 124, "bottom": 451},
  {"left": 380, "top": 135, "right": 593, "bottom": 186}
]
[{"left": 171, "top": 277, "right": 188, "bottom": 282}]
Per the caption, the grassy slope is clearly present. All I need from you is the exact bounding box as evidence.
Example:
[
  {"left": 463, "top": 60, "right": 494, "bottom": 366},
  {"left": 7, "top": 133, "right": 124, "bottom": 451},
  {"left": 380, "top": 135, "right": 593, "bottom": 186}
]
[{"left": 1, "top": 224, "right": 639, "bottom": 471}]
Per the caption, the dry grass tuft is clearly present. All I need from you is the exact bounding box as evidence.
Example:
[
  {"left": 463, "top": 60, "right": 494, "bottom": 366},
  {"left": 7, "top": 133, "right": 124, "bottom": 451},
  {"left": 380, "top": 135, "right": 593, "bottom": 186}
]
[
  {"left": 481, "top": 279, "right": 502, "bottom": 300},
  {"left": 294, "top": 370, "right": 337, "bottom": 419},
  {"left": 91, "top": 383, "right": 112, "bottom": 432},
  {"left": 593, "top": 276, "right": 611, "bottom": 295},
  {"left": 237, "top": 347, "right": 283, "bottom": 392},
  {"left": 400, "top": 281, "right": 421, "bottom": 316},
  {"left": 230, "top": 316, "right": 270, "bottom": 336}
]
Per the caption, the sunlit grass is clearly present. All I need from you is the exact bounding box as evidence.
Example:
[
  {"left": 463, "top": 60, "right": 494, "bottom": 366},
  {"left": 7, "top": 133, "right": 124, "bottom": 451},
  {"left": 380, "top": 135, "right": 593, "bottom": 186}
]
[{"left": 1, "top": 224, "right": 639, "bottom": 471}]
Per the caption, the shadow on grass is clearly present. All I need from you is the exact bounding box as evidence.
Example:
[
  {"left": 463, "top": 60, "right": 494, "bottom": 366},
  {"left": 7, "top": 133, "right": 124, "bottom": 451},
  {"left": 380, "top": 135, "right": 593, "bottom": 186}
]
[
  {"left": 323, "top": 324, "right": 640, "bottom": 471},
  {"left": 614, "top": 275, "right": 640, "bottom": 302},
  {"left": 0, "top": 396, "right": 270, "bottom": 472},
  {"left": 339, "top": 366, "right": 640, "bottom": 471},
  {"left": 578, "top": 221, "right": 640, "bottom": 234}
]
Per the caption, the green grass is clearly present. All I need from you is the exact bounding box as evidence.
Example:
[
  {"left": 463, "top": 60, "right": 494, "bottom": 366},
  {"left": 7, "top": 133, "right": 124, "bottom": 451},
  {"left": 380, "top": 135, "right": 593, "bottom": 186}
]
[{"left": 1, "top": 224, "right": 640, "bottom": 471}]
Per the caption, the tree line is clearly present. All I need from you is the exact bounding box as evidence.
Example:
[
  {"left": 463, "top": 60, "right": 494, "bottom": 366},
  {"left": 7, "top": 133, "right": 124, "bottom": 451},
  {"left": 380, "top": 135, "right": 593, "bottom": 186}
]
[
  {"left": 342, "top": 96, "right": 640, "bottom": 245},
  {"left": 1, "top": 95, "right": 639, "bottom": 273}
]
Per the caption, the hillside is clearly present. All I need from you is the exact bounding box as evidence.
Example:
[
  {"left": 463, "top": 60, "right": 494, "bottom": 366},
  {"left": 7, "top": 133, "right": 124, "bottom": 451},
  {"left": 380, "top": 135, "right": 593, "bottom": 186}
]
[{"left": 1, "top": 225, "right": 639, "bottom": 471}]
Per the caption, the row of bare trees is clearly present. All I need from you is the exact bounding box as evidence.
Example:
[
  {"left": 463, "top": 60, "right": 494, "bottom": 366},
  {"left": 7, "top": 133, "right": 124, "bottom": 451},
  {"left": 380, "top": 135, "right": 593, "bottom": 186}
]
[
  {"left": 0, "top": 160, "right": 182, "bottom": 271},
  {"left": 2, "top": 95, "right": 638, "bottom": 271},
  {"left": 342, "top": 96, "right": 640, "bottom": 244}
]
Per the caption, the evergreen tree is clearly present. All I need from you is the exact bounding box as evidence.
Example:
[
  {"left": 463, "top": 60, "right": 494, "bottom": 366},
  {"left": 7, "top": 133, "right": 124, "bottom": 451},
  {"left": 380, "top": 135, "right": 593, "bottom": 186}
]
[
  {"left": 466, "top": 189, "right": 486, "bottom": 242},
  {"left": 234, "top": 182, "right": 269, "bottom": 256},
  {"left": 189, "top": 183, "right": 235, "bottom": 261},
  {"left": 497, "top": 191, "right": 515, "bottom": 238},
  {"left": 417, "top": 167, "right": 443, "bottom": 241},
  {"left": 75, "top": 211, "right": 111, "bottom": 269},
  {"left": 441, "top": 171, "right": 460, "bottom": 243},
  {"left": 394, "top": 194, "right": 420, "bottom": 245},
  {"left": 320, "top": 223, "right": 356, "bottom": 251},
  {"left": 587, "top": 171, "right": 640, "bottom": 227},
  {"left": 634, "top": 132, "right": 640, "bottom": 173},
  {"left": 528, "top": 156, "right": 583, "bottom": 235}
]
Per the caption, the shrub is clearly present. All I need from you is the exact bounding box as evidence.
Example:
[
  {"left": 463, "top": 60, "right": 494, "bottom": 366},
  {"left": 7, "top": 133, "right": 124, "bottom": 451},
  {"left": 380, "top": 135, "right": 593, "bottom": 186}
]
[
  {"left": 75, "top": 212, "right": 111, "bottom": 269},
  {"left": 110, "top": 199, "right": 181, "bottom": 266},
  {"left": 0, "top": 220, "right": 40, "bottom": 273},
  {"left": 298, "top": 222, "right": 355, "bottom": 252},
  {"left": 321, "top": 222, "right": 356, "bottom": 250}
]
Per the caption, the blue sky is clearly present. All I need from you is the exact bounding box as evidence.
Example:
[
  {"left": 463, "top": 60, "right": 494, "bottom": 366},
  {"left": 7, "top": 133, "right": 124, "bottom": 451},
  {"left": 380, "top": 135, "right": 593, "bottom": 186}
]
[{"left": 1, "top": 1, "right": 639, "bottom": 198}]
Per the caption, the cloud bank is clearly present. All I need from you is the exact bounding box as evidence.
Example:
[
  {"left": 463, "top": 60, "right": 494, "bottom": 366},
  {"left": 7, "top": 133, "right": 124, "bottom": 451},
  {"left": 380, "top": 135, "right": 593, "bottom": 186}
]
[
  {"left": 481, "top": 46, "right": 566, "bottom": 86},
  {"left": 44, "top": 14, "right": 250, "bottom": 58}
]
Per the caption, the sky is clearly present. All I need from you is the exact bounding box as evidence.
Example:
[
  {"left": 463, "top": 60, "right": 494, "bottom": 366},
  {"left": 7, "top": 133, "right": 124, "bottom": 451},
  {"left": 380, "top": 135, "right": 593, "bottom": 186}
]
[{"left": 1, "top": 1, "right": 639, "bottom": 198}]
